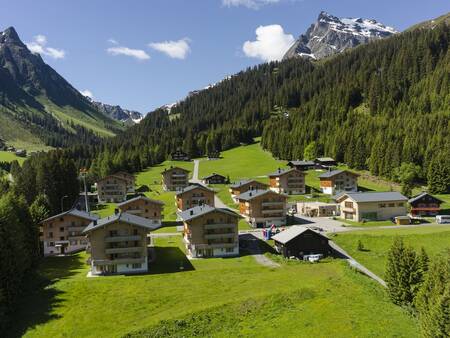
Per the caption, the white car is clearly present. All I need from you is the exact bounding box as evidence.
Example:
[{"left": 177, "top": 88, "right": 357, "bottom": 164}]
[{"left": 303, "top": 254, "right": 323, "bottom": 262}]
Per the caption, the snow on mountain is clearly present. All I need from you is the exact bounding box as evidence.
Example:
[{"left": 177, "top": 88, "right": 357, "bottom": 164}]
[{"left": 283, "top": 12, "right": 398, "bottom": 60}]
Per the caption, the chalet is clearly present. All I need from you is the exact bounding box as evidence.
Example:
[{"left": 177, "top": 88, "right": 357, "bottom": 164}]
[
  {"left": 41, "top": 209, "right": 98, "bottom": 256},
  {"left": 15, "top": 149, "right": 27, "bottom": 157},
  {"left": 237, "top": 189, "right": 288, "bottom": 228},
  {"left": 207, "top": 151, "right": 221, "bottom": 160},
  {"left": 319, "top": 169, "right": 359, "bottom": 195},
  {"left": 113, "top": 171, "right": 136, "bottom": 193},
  {"left": 314, "top": 157, "right": 337, "bottom": 169},
  {"left": 268, "top": 168, "right": 306, "bottom": 195},
  {"left": 297, "top": 201, "right": 338, "bottom": 217},
  {"left": 408, "top": 192, "right": 443, "bottom": 217},
  {"left": 176, "top": 185, "right": 215, "bottom": 211},
  {"left": 335, "top": 191, "right": 408, "bottom": 222},
  {"left": 178, "top": 205, "right": 240, "bottom": 258},
  {"left": 229, "top": 179, "right": 269, "bottom": 203},
  {"left": 287, "top": 160, "right": 315, "bottom": 171},
  {"left": 170, "top": 150, "right": 190, "bottom": 161},
  {"left": 272, "top": 226, "right": 331, "bottom": 258},
  {"left": 161, "top": 166, "right": 190, "bottom": 191},
  {"left": 97, "top": 175, "right": 128, "bottom": 203},
  {"left": 202, "top": 173, "right": 226, "bottom": 185},
  {"left": 117, "top": 196, "right": 164, "bottom": 225},
  {"left": 83, "top": 212, "right": 160, "bottom": 275}
]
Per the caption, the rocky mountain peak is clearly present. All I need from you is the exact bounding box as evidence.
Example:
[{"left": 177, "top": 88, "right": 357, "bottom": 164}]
[
  {"left": 0, "top": 26, "right": 21, "bottom": 43},
  {"left": 283, "top": 12, "right": 398, "bottom": 60}
]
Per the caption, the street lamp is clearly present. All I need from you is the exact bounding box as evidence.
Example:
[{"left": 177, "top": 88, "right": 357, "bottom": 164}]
[{"left": 61, "top": 195, "right": 68, "bottom": 212}]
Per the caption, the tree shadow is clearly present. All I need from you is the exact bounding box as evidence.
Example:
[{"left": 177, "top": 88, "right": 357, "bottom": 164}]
[
  {"left": 358, "top": 186, "right": 374, "bottom": 192},
  {"left": 239, "top": 233, "right": 277, "bottom": 257},
  {"left": 148, "top": 246, "right": 195, "bottom": 274},
  {"left": 6, "top": 254, "right": 86, "bottom": 338}
]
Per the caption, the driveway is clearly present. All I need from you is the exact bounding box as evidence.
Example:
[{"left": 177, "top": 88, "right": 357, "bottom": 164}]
[
  {"left": 239, "top": 233, "right": 280, "bottom": 268},
  {"left": 190, "top": 159, "right": 200, "bottom": 184}
]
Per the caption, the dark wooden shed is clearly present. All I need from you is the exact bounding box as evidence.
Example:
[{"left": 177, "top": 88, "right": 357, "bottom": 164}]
[{"left": 272, "top": 226, "right": 330, "bottom": 258}]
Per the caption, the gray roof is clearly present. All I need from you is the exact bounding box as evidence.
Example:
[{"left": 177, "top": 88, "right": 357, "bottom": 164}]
[
  {"left": 287, "top": 160, "right": 315, "bottom": 166},
  {"left": 202, "top": 173, "right": 226, "bottom": 180},
  {"left": 268, "top": 168, "right": 302, "bottom": 177},
  {"left": 176, "top": 184, "right": 214, "bottom": 196},
  {"left": 408, "top": 192, "right": 443, "bottom": 204},
  {"left": 229, "top": 179, "right": 268, "bottom": 189},
  {"left": 161, "top": 166, "right": 190, "bottom": 174},
  {"left": 83, "top": 212, "right": 161, "bottom": 233},
  {"left": 316, "top": 157, "right": 336, "bottom": 162},
  {"left": 117, "top": 195, "right": 164, "bottom": 207},
  {"left": 337, "top": 191, "right": 408, "bottom": 203},
  {"left": 42, "top": 209, "right": 99, "bottom": 224},
  {"left": 318, "top": 169, "right": 359, "bottom": 178},
  {"left": 237, "top": 189, "right": 287, "bottom": 201},
  {"left": 177, "top": 205, "right": 240, "bottom": 222},
  {"left": 272, "top": 226, "right": 328, "bottom": 244}
]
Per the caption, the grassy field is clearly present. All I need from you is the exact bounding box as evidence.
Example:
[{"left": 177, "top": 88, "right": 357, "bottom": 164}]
[
  {"left": 0, "top": 151, "right": 26, "bottom": 164},
  {"left": 332, "top": 226, "right": 450, "bottom": 278},
  {"left": 339, "top": 219, "right": 397, "bottom": 227},
  {"left": 11, "top": 236, "right": 419, "bottom": 338}
]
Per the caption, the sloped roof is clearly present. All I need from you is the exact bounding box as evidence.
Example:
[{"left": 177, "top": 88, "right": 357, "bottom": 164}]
[
  {"left": 408, "top": 192, "right": 444, "bottom": 204},
  {"left": 287, "top": 160, "right": 315, "bottom": 166},
  {"left": 161, "top": 166, "right": 190, "bottom": 174},
  {"left": 42, "top": 209, "right": 98, "bottom": 224},
  {"left": 229, "top": 179, "right": 268, "bottom": 189},
  {"left": 319, "top": 169, "right": 359, "bottom": 178},
  {"left": 316, "top": 157, "right": 336, "bottom": 162},
  {"left": 202, "top": 173, "right": 226, "bottom": 180},
  {"left": 176, "top": 184, "right": 214, "bottom": 196},
  {"left": 83, "top": 212, "right": 160, "bottom": 233},
  {"left": 272, "top": 226, "right": 328, "bottom": 244},
  {"left": 117, "top": 195, "right": 164, "bottom": 207},
  {"left": 177, "top": 205, "right": 240, "bottom": 222},
  {"left": 97, "top": 174, "right": 128, "bottom": 183},
  {"left": 267, "top": 168, "right": 304, "bottom": 177},
  {"left": 237, "top": 189, "right": 287, "bottom": 201},
  {"left": 337, "top": 191, "right": 408, "bottom": 203}
]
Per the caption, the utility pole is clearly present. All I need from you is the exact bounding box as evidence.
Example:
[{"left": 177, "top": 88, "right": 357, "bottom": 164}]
[{"left": 80, "top": 168, "right": 89, "bottom": 213}]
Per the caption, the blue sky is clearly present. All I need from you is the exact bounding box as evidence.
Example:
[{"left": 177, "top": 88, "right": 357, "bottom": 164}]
[{"left": 1, "top": 0, "right": 449, "bottom": 113}]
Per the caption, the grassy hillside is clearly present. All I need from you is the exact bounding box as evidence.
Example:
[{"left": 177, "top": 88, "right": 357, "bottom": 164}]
[
  {"left": 0, "top": 151, "right": 26, "bottom": 164},
  {"left": 332, "top": 226, "right": 450, "bottom": 278},
  {"left": 10, "top": 236, "right": 418, "bottom": 338}
]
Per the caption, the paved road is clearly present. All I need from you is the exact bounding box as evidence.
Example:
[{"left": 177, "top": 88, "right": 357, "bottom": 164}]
[
  {"left": 329, "top": 241, "right": 387, "bottom": 287},
  {"left": 191, "top": 159, "right": 200, "bottom": 183}
]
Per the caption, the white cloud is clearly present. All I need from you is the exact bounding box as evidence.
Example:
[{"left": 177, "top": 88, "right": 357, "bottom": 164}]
[
  {"left": 222, "top": 0, "right": 280, "bottom": 9},
  {"left": 106, "top": 46, "right": 150, "bottom": 61},
  {"left": 148, "top": 38, "right": 191, "bottom": 59},
  {"left": 80, "top": 90, "right": 94, "bottom": 100},
  {"left": 26, "top": 35, "right": 66, "bottom": 59},
  {"left": 242, "top": 24, "right": 294, "bottom": 61},
  {"left": 108, "top": 38, "right": 118, "bottom": 45}
]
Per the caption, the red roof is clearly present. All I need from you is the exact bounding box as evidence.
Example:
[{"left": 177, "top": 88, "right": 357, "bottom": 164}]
[{"left": 411, "top": 207, "right": 440, "bottom": 211}]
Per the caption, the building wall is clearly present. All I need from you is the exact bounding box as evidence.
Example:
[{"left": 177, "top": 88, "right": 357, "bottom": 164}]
[
  {"left": 270, "top": 171, "right": 305, "bottom": 195},
  {"left": 276, "top": 233, "right": 330, "bottom": 258},
  {"left": 320, "top": 172, "right": 358, "bottom": 195},
  {"left": 97, "top": 177, "right": 128, "bottom": 203},
  {"left": 183, "top": 211, "right": 239, "bottom": 258},
  {"left": 161, "top": 168, "right": 189, "bottom": 191},
  {"left": 119, "top": 199, "right": 163, "bottom": 224},
  {"left": 339, "top": 198, "right": 407, "bottom": 222},
  {"left": 239, "top": 192, "right": 287, "bottom": 228},
  {"left": 42, "top": 215, "right": 91, "bottom": 256},
  {"left": 87, "top": 221, "right": 150, "bottom": 275},
  {"left": 176, "top": 188, "right": 215, "bottom": 211}
]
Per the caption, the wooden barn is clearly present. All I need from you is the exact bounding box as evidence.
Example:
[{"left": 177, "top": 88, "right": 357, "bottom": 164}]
[{"left": 272, "top": 226, "right": 331, "bottom": 258}]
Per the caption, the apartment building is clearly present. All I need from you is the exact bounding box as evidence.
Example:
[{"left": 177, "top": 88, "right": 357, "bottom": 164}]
[
  {"left": 83, "top": 212, "right": 160, "bottom": 275},
  {"left": 97, "top": 175, "right": 129, "bottom": 203},
  {"left": 178, "top": 205, "right": 240, "bottom": 258},
  {"left": 176, "top": 185, "right": 215, "bottom": 211},
  {"left": 114, "top": 171, "right": 136, "bottom": 193},
  {"left": 237, "top": 189, "right": 288, "bottom": 228},
  {"left": 319, "top": 169, "right": 359, "bottom": 195},
  {"left": 117, "top": 195, "right": 164, "bottom": 226},
  {"left": 268, "top": 168, "right": 306, "bottom": 195},
  {"left": 41, "top": 209, "right": 98, "bottom": 256},
  {"left": 229, "top": 179, "right": 269, "bottom": 203},
  {"left": 161, "top": 166, "right": 190, "bottom": 191},
  {"left": 335, "top": 191, "right": 408, "bottom": 222}
]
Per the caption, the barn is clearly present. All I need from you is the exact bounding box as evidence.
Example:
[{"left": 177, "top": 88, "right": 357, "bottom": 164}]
[{"left": 272, "top": 226, "right": 331, "bottom": 258}]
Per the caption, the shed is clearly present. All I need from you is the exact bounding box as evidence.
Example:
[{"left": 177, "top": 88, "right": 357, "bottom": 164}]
[{"left": 272, "top": 226, "right": 330, "bottom": 258}]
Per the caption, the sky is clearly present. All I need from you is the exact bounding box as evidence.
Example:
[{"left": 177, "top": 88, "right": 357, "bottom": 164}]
[{"left": 1, "top": 0, "right": 449, "bottom": 113}]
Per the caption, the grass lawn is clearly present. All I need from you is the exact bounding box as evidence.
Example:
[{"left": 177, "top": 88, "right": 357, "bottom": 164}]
[
  {"left": 11, "top": 236, "right": 418, "bottom": 338},
  {"left": 332, "top": 226, "right": 450, "bottom": 278},
  {"left": 339, "top": 219, "right": 396, "bottom": 227},
  {"left": 0, "top": 151, "right": 26, "bottom": 164}
]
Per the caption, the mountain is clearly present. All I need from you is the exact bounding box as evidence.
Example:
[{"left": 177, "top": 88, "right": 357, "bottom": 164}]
[
  {"left": 90, "top": 101, "right": 143, "bottom": 125},
  {"left": 0, "top": 26, "right": 122, "bottom": 150},
  {"left": 283, "top": 11, "right": 398, "bottom": 60},
  {"left": 89, "top": 14, "right": 449, "bottom": 192}
]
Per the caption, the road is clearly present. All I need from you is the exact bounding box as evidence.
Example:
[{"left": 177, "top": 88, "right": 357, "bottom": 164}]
[{"left": 191, "top": 159, "right": 200, "bottom": 183}]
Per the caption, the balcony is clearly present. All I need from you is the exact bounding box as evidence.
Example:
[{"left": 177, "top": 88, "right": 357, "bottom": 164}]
[
  {"left": 68, "top": 226, "right": 86, "bottom": 232},
  {"left": 92, "top": 257, "right": 145, "bottom": 266},
  {"left": 261, "top": 201, "right": 284, "bottom": 207},
  {"left": 193, "top": 243, "right": 237, "bottom": 250},
  {"left": 262, "top": 208, "right": 285, "bottom": 214},
  {"left": 124, "top": 209, "right": 142, "bottom": 215},
  {"left": 204, "top": 223, "right": 236, "bottom": 230},
  {"left": 105, "top": 246, "right": 143, "bottom": 254},
  {"left": 104, "top": 235, "right": 141, "bottom": 243},
  {"left": 204, "top": 233, "right": 236, "bottom": 240},
  {"left": 287, "top": 177, "right": 304, "bottom": 181},
  {"left": 342, "top": 207, "right": 355, "bottom": 213},
  {"left": 171, "top": 174, "right": 187, "bottom": 178}
]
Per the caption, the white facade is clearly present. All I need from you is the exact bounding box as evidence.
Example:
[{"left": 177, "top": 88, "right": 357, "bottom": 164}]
[{"left": 90, "top": 256, "right": 148, "bottom": 275}]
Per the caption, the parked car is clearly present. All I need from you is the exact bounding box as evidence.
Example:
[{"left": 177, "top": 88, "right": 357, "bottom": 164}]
[
  {"left": 303, "top": 254, "right": 323, "bottom": 262},
  {"left": 436, "top": 215, "right": 450, "bottom": 224}
]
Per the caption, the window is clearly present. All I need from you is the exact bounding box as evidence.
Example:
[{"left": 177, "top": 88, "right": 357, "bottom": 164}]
[
  {"left": 132, "top": 263, "right": 142, "bottom": 269},
  {"left": 49, "top": 223, "right": 53, "bottom": 228},
  {"left": 379, "top": 203, "right": 386, "bottom": 208},
  {"left": 60, "top": 236, "right": 65, "bottom": 241},
  {"left": 226, "top": 248, "right": 234, "bottom": 253},
  {"left": 48, "top": 232, "right": 53, "bottom": 238},
  {"left": 49, "top": 242, "right": 55, "bottom": 247},
  {"left": 154, "top": 212, "right": 157, "bottom": 217},
  {"left": 60, "top": 227, "right": 64, "bottom": 232},
  {"left": 109, "top": 230, "right": 118, "bottom": 237},
  {"left": 133, "top": 229, "right": 138, "bottom": 235},
  {"left": 145, "top": 209, "right": 148, "bottom": 213},
  {"left": 345, "top": 202, "right": 353, "bottom": 208},
  {"left": 388, "top": 203, "right": 395, "bottom": 208},
  {"left": 59, "top": 217, "right": 64, "bottom": 221},
  {"left": 71, "top": 221, "right": 75, "bottom": 226},
  {"left": 398, "top": 203, "right": 404, "bottom": 207}
]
